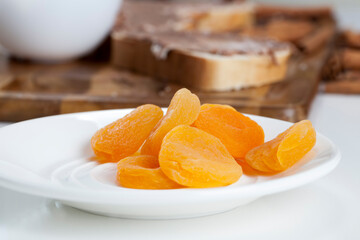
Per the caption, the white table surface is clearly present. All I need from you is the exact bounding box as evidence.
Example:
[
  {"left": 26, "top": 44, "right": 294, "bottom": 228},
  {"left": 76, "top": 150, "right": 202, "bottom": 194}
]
[{"left": 0, "top": 93, "right": 359, "bottom": 240}]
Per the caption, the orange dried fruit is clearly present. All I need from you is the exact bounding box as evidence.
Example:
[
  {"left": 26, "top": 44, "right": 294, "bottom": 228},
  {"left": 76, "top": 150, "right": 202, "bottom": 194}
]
[
  {"left": 159, "top": 125, "right": 242, "bottom": 188},
  {"left": 240, "top": 145, "right": 277, "bottom": 173},
  {"left": 91, "top": 104, "right": 163, "bottom": 163},
  {"left": 117, "top": 155, "right": 182, "bottom": 189},
  {"left": 200, "top": 104, "right": 236, "bottom": 111},
  {"left": 245, "top": 120, "right": 316, "bottom": 172},
  {"left": 235, "top": 158, "right": 274, "bottom": 176},
  {"left": 192, "top": 104, "right": 264, "bottom": 159},
  {"left": 141, "top": 88, "right": 201, "bottom": 156}
]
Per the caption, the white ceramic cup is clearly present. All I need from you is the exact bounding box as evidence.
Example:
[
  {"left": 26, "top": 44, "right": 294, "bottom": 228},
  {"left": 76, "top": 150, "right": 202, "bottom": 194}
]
[{"left": 0, "top": 0, "right": 122, "bottom": 62}]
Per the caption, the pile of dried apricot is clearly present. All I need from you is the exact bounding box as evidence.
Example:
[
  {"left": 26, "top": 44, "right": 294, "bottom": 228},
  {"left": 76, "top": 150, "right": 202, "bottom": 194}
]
[{"left": 91, "top": 88, "right": 317, "bottom": 189}]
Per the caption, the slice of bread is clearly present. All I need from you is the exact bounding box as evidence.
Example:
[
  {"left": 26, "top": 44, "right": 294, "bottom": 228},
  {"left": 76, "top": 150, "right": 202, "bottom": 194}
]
[
  {"left": 117, "top": 0, "right": 254, "bottom": 33},
  {"left": 112, "top": 32, "right": 291, "bottom": 91},
  {"left": 112, "top": 0, "right": 291, "bottom": 91},
  {"left": 176, "top": 2, "right": 254, "bottom": 33}
]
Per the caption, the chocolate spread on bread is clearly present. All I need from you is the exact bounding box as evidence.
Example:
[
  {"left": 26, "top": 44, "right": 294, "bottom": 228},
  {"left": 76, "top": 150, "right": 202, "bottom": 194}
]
[
  {"left": 125, "top": 31, "right": 289, "bottom": 59},
  {"left": 114, "top": 0, "right": 290, "bottom": 59},
  {"left": 117, "top": 0, "right": 251, "bottom": 33}
]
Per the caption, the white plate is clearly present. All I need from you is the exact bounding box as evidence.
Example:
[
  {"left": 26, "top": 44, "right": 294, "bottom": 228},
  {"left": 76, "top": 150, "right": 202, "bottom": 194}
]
[{"left": 0, "top": 109, "right": 340, "bottom": 219}]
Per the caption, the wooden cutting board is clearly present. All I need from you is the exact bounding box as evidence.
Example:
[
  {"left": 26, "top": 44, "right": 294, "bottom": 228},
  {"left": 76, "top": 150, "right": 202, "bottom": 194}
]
[{"left": 0, "top": 46, "right": 328, "bottom": 122}]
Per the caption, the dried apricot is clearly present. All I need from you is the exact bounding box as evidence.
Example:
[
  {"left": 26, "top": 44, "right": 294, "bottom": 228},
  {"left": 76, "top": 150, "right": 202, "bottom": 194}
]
[
  {"left": 141, "top": 88, "right": 201, "bottom": 156},
  {"left": 235, "top": 158, "right": 275, "bottom": 176},
  {"left": 245, "top": 120, "right": 316, "bottom": 172},
  {"left": 117, "top": 155, "right": 182, "bottom": 189},
  {"left": 192, "top": 104, "right": 264, "bottom": 159},
  {"left": 200, "top": 104, "right": 236, "bottom": 111},
  {"left": 159, "top": 125, "right": 242, "bottom": 188},
  {"left": 91, "top": 104, "right": 163, "bottom": 163}
]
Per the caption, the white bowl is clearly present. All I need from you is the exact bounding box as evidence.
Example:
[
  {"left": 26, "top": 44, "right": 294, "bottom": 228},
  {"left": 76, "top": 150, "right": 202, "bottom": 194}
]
[
  {"left": 0, "top": 0, "right": 122, "bottom": 61},
  {"left": 0, "top": 109, "right": 341, "bottom": 219}
]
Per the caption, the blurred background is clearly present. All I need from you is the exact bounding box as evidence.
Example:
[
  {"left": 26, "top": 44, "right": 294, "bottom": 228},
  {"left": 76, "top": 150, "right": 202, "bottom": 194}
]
[
  {"left": 256, "top": 0, "right": 360, "bottom": 30},
  {"left": 0, "top": 0, "right": 358, "bottom": 122}
]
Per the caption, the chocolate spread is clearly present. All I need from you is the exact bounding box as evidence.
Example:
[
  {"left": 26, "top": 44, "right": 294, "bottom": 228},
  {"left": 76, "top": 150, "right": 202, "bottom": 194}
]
[
  {"left": 114, "top": 0, "right": 290, "bottom": 59},
  {"left": 117, "top": 0, "right": 250, "bottom": 33}
]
